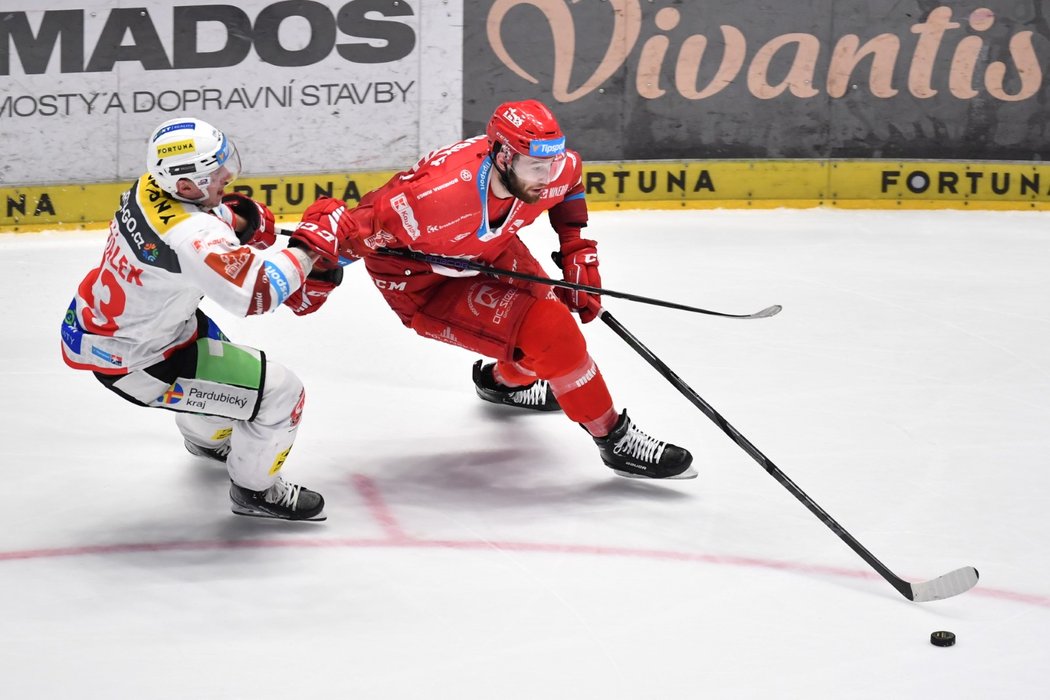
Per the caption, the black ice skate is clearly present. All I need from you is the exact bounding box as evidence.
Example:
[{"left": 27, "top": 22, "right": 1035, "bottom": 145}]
[
  {"left": 229, "top": 477, "right": 326, "bottom": 521},
  {"left": 593, "top": 410, "right": 696, "bottom": 479},
  {"left": 473, "top": 360, "right": 561, "bottom": 412},
  {"left": 184, "top": 438, "right": 231, "bottom": 463}
]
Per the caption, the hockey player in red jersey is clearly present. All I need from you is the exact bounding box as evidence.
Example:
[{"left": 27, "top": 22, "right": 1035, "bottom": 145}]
[
  {"left": 61, "top": 117, "right": 346, "bottom": 520},
  {"left": 296, "top": 100, "right": 695, "bottom": 478}
]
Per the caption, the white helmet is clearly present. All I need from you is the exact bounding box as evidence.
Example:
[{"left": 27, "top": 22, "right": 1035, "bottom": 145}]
[{"left": 146, "top": 117, "right": 241, "bottom": 197}]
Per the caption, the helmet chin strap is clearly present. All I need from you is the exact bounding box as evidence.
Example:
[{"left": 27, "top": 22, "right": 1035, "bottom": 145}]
[
  {"left": 172, "top": 191, "right": 208, "bottom": 205},
  {"left": 170, "top": 177, "right": 211, "bottom": 205}
]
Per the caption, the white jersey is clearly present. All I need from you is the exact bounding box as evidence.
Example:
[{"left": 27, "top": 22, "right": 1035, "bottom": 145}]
[{"left": 61, "top": 174, "right": 308, "bottom": 374}]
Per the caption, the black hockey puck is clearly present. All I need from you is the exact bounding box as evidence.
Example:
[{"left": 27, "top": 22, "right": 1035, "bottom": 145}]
[{"left": 930, "top": 631, "right": 956, "bottom": 647}]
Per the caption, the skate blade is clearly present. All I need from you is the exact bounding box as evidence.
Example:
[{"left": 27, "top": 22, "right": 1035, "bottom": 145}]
[
  {"left": 613, "top": 465, "right": 698, "bottom": 480},
  {"left": 231, "top": 505, "right": 327, "bottom": 522}
]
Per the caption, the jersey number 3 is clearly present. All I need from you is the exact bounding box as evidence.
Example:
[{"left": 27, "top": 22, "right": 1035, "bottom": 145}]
[{"left": 78, "top": 266, "right": 127, "bottom": 335}]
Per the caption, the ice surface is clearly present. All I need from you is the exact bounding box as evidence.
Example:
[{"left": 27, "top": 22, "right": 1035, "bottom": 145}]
[{"left": 1, "top": 208, "right": 1047, "bottom": 698}]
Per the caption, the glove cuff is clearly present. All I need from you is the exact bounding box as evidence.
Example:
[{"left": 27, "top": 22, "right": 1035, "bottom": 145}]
[
  {"left": 308, "top": 265, "right": 344, "bottom": 286},
  {"left": 560, "top": 237, "right": 598, "bottom": 255}
]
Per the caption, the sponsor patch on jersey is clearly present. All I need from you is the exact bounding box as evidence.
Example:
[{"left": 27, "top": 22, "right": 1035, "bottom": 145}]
[
  {"left": 205, "top": 247, "right": 254, "bottom": 286},
  {"left": 263, "top": 261, "right": 291, "bottom": 304},
  {"left": 364, "top": 229, "right": 397, "bottom": 250},
  {"left": 426, "top": 212, "right": 475, "bottom": 236},
  {"left": 157, "top": 380, "right": 256, "bottom": 417},
  {"left": 250, "top": 273, "right": 271, "bottom": 315},
  {"left": 158, "top": 382, "right": 185, "bottom": 405},
  {"left": 467, "top": 283, "right": 517, "bottom": 321},
  {"left": 195, "top": 237, "right": 229, "bottom": 252},
  {"left": 90, "top": 347, "right": 124, "bottom": 366},
  {"left": 390, "top": 193, "right": 420, "bottom": 240},
  {"left": 469, "top": 284, "right": 501, "bottom": 313},
  {"left": 424, "top": 326, "right": 467, "bottom": 349},
  {"left": 417, "top": 177, "right": 462, "bottom": 200},
  {"left": 138, "top": 175, "right": 192, "bottom": 242},
  {"left": 61, "top": 300, "right": 83, "bottom": 353}
]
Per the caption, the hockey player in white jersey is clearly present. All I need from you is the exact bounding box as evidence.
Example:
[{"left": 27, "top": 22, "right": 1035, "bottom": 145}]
[{"left": 60, "top": 117, "right": 344, "bottom": 521}]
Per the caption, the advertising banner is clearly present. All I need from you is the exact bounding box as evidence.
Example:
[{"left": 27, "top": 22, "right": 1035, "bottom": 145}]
[
  {"left": 578, "top": 159, "right": 1050, "bottom": 210},
  {"left": 1, "top": 0, "right": 463, "bottom": 185},
  {"left": 464, "top": 1, "right": 1049, "bottom": 161},
  {"left": 10, "top": 157, "right": 1049, "bottom": 232},
  {"left": 4, "top": 0, "right": 1049, "bottom": 229},
  {"left": 1, "top": 170, "right": 398, "bottom": 232}
]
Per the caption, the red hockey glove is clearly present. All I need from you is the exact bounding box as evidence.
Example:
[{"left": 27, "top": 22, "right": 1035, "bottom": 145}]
[
  {"left": 553, "top": 238, "right": 601, "bottom": 323},
  {"left": 222, "top": 193, "right": 276, "bottom": 249},
  {"left": 284, "top": 265, "right": 343, "bottom": 316},
  {"left": 290, "top": 196, "right": 357, "bottom": 266}
]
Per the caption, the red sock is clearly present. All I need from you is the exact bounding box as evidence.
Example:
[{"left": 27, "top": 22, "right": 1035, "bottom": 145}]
[{"left": 513, "top": 299, "right": 618, "bottom": 435}]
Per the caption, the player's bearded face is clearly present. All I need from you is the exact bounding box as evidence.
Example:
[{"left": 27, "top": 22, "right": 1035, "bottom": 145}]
[{"left": 504, "top": 153, "right": 565, "bottom": 204}]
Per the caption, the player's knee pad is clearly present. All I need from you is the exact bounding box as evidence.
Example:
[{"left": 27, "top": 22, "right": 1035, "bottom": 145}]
[
  {"left": 253, "top": 361, "right": 305, "bottom": 429},
  {"left": 515, "top": 298, "right": 587, "bottom": 377}
]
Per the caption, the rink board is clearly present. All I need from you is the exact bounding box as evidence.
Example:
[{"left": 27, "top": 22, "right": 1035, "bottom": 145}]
[{"left": 4, "top": 159, "right": 1050, "bottom": 233}]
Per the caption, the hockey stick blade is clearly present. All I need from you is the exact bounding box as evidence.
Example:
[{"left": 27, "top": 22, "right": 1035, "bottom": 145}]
[
  {"left": 906, "top": 566, "right": 979, "bottom": 602},
  {"left": 750, "top": 304, "right": 782, "bottom": 319}
]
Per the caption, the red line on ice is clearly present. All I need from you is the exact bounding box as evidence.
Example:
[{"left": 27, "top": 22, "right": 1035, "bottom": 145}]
[{"left": 0, "top": 474, "right": 1043, "bottom": 609}]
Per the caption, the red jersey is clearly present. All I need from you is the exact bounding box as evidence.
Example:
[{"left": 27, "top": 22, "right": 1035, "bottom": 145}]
[{"left": 359, "top": 136, "right": 588, "bottom": 267}]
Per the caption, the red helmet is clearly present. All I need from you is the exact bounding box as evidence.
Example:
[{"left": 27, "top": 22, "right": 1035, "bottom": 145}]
[{"left": 486, "top": 100, "right": 566, "bottom": 159}]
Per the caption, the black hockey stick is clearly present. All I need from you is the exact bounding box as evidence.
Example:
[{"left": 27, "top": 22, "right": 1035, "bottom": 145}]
[
  {"left": 595, "top": 304, "right": 979, "bottom": 602},
  {"left": 374, "top": 247, "right": 781, "bottom": 320},
  {"left": 277, "top": 227, "right": 778, "bottom": 319}
]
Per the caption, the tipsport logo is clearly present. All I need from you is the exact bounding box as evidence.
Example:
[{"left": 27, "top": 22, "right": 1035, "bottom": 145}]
[
  {"left": 159, "top": 383, "right": 185, "bottom": 405},
  {"left": 529, "top": 137, "right": 565, "bottom": 157},
  {"left": 262, "top": 261, "right": 291, "bottom": 304}
]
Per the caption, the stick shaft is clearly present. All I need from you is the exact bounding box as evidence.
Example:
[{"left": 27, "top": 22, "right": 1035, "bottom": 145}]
[
  {"left": 376, "top": 247, "right": 777, "bottom": 319},
  {"left": 596, "top": 306, "right": 919, "bottom": 599},
  {"left": 276, "top": 228, "right": 778, "bottom": 319}
]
